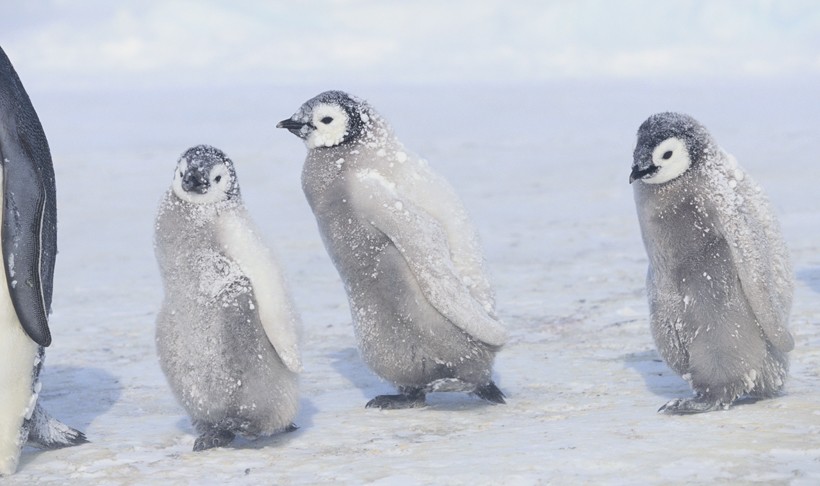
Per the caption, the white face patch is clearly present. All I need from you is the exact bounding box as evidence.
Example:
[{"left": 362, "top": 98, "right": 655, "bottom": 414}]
[
  {"left": 172, "top": 157, "right": 232, "bottom": 204},
  {"left": 642, "top": 137, "right": 692, "bottom": 184},
  {"left": 306, "top": 103, "right": 350, "bottom": 149}
]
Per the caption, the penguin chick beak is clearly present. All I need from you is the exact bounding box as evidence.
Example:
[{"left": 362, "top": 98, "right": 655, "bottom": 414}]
[
  {"left": 277, "top": 118, "right": 309, "bottom": 137},
  {"left": 181, "top": 173, "right": 209, "bottom": 194},
  {"left": 629, "top": 164, "right": 659, "bottom": 184}
]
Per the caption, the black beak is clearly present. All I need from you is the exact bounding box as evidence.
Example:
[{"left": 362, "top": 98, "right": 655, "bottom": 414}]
[
  {"left": 629, "top": 164, "right": 658, "bottom": 184},
  {"left": 276, "top": 118, "right": 305, "bottom": 130},
  {"left": 182, "top": 172, "right": 209, "bottom": 194}
]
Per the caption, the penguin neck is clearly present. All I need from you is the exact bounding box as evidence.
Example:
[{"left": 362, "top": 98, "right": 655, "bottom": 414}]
[
  {"left": 179, "top": 195, "right": 240, "bottom": 222},
  {"left": 301, "top": 142, "right": 363, "bottom": 200}
]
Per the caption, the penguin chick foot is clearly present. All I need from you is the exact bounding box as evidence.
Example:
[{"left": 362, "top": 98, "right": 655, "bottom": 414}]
[
  {"left": 193, "top": 429, "right": 236, "bottom": 451},
  {"left": 366, "top": 391, "right": 426, "bottom": 410},
  {"left": 658, "top": 397, "right": 727, "bottom": 415},
  {"left": 473, "top": 382, "right": 506, "bottom": 404}
]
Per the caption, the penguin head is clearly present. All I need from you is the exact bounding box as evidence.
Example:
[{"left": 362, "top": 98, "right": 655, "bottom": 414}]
[
  {"left": 277, "top": 90, "right": 368, "bottom": 149},
  {"left": 630, "top": 112, "right": 713, "bottom": 185},
  {"left": 172, "top": 145, "right": 239, "bottom": 204}
]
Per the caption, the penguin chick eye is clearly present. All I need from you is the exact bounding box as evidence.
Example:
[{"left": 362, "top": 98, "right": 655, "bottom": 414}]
[
  {"left": 214, "top": 175, "right": 222, "bottom": 183},
  {"left": 662, "top": 151, "right": 673, "bottom": 160},
  {"left": 321, "top": 116, "right": 334, "bottom": 124}
]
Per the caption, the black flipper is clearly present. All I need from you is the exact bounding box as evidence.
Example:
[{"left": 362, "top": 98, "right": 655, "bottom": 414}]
[{"left": 0, "top": 47, "right": 57, "bottom": 347}]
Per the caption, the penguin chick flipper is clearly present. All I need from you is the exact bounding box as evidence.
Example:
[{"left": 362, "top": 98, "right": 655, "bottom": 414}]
[
  {"left": 350, "top": 174, "right": 506, "bottom": 347},
  {"left": 193, "top": 429, "right": 236, "bottom": 452},
  {"left": 0, "top": 49, "right": 57, "bottom": 348},
  {"left": 713, "top": 173, "right": 793, "bottom": 353},
  {"left": 657, "top": 397, "right": 727, "bottom": 415},
  {"left": 216, "top": 210, "right": 302, "bottom": 373},
  {"left": 25, "top": 404, "right": 88, "bottom": 449}
]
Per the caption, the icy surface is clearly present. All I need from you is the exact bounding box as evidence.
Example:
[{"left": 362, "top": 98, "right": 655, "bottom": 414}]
[{"left": 3, "top": 81, "right": 819, "bottom": 484}]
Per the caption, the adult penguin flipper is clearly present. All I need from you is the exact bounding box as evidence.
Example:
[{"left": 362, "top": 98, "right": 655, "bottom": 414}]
[{"left": 0, "top": 47, "right": 57, "bottom": 347}]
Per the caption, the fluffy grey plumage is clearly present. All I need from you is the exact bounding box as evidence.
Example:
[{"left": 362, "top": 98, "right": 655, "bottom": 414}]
[
  {"left": 155, "top": 145, "right": 301, "bottom": 450},
  {"left": 1, "top": 46, "right": 86, "bottom": 477},
  {"left": 631, "top": 112, "right": 794, "bottom": 414},
  {"left": 278, "top": 91, "right": 506, "bottom": 409}
]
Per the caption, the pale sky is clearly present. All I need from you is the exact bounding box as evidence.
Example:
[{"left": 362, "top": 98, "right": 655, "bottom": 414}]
[{"left": 2, "top": 0, "right": 819, "bottom": 88}]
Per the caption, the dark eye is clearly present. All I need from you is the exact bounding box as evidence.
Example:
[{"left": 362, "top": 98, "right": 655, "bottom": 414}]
[
  {"left": 662, "top": 150, "right": 673, "bottom": 160},
  {"left": 214, "top": 175, "right": 222, "bottom": 183},
  {"left": 179, "top": 171, "right": 184, "bottom": 177},
  {"left": 321, "top": 116, "right": 333, "bottom": 124}
]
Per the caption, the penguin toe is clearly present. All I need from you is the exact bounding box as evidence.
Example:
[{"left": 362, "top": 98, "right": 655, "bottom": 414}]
[
  {"left": 473, "top": 382, "right": 506, "bottom": 404},
  {"left": 366, "top": 393, "right": 427, "bottom": 410},
  {"left": 193, "top": 429, "right": 236, "bottom": 451},
  {"left": 658, "top": 397, "right": 726, "bottom": 415}
]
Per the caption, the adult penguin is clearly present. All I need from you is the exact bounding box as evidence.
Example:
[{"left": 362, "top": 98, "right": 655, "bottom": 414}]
[{"left": 0, "top": 46, "right": 87, "bottom": 476}]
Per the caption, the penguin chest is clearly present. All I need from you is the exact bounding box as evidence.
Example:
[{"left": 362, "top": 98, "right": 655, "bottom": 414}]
[{"left": 0, "top": 256, "right": 39, "bottom": 475}]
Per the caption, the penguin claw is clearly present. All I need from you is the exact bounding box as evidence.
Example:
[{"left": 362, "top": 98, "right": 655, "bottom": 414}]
[
  {"left": 26, "top": 404, "right": 89, "bottom": 449},
  {"left": 658, "top": 397, "right": 726, "bottom": 415},
  {"left": 366, "top": 393, "right": 427, "bottom": 410},
  {"left": 193, "top": 429, "right": 235, "bottom": 451},
  {"left": 473, "top": 382, "right": 506, "bottom": 404}
]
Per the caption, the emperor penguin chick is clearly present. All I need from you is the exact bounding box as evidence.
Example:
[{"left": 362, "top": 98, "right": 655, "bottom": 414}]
[
  {"left": 630, "top": 112, "right": 793, "bottom": 414},
  {"left": 154, "top": 145, "right": 301, "bottom": 450},
  {"left": 278, "top": 91, "right": 506, "bottom": 409}
]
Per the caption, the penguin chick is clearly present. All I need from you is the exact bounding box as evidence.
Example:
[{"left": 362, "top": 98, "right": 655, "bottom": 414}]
[
  {"left": 631, "top": 112, "right": 793, "bottom": 414},
  {"left": 154, "top": 145, "right": 301, "bottom": 450},
  {"left": 1, "top": 46, "right": 86, "bottom": 477},
  {"left": 278, "top": 91, "right": 506, "bottom": 409}
]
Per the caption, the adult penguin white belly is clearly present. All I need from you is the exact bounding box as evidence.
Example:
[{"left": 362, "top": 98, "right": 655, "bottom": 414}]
[{"left": 0, "top": 46, "right": 86, "bottom": 476}]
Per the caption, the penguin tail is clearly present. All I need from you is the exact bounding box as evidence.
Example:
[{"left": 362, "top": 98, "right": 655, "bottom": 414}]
[
  {"left": 473, "top": 381, "right": 506, "bottom": 404},
  {"left": 26, "top": 403, "right": 88, "bottom": 449}
]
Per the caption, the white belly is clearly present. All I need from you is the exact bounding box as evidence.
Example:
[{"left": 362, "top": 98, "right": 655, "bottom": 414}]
[{"left": 0, "top": 173, "right": 40, "bottom": 476}]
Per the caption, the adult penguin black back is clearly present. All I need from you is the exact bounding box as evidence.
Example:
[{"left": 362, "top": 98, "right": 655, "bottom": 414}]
[{"left": 0, "top": 46, "right": 87, "bottom": 476}]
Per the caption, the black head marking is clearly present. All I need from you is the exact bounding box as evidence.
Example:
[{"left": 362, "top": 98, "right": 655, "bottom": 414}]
[
  {"left": 310, "top": 90, "right": 366, "bottom": 145},
  {"left": 633, "top": 112, "right": 713, "bottom": 170},
  {"left": 177, "top": 144, "right": 239, "bottom": 199},
  {"left": 278, "top": 90, "right": 369, "bottom": 146}
]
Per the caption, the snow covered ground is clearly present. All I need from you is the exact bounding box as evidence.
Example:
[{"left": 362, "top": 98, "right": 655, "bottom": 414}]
[{"left": 3, "top": 80, "right": 819, "bottom": 484}]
